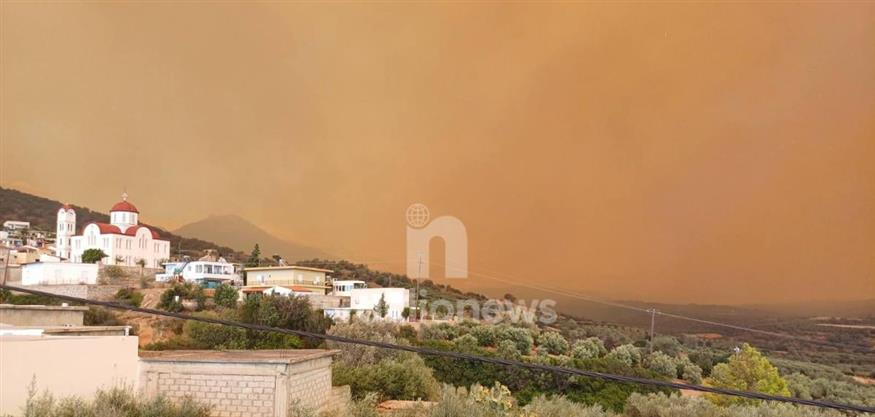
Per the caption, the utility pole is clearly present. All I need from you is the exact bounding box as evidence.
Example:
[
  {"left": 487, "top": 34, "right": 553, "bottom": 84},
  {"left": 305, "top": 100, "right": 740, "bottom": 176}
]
[
  {"left": 414, "top": 253, "right": 423, "bottom": 321},
  {"left": 648, "top": 308, "right": 658, "bottom": 353},
  {"left": 1, "top": 246, "right": 10, "bottom": 286}
]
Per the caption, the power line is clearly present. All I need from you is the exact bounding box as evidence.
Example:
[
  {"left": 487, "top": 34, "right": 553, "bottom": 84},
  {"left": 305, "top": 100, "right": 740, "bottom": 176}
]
[
  {"left": 353, "top": 258, "right": 871, "bottom": 353},
  {"left": 1, "top": 284, "right": 873, "bottom": 414}
]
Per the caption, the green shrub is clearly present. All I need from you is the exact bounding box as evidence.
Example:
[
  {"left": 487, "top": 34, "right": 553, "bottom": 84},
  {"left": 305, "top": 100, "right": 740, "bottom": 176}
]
[
  {"left": 328, "top": 320, "right": 406, "bottom": 366},
  {"left": 84, "top": 306, "right": 124, "bottom": 326},
  {"left": 606, "top": 344, "right": 642, "bottom": 367},
  {"left": 115, "top": 288, "right": 144, "bottom": 307},
  {"left": 650, "top": 336, "right": 683, "bottom": 357},
  {"left": 680, "top": 360, "right": 703, "bottom": 384},
  {"left": 332, "top": 356, "right": 440, "bottom": 401},
  {"left": 213, "top": 284, "right": 239, "bottom": 308},
  {"left": 704, "top": 344, "right": 790, "bottom": 407},
  {"left": 453, "top": 334, "right": 479, "bottom": 352},
  {"left": 158, "top": 283, "right": 205, "bottom": 312},
  {"left": 103, "top": 265, "right": 128, "bottom": 280},
  {"left": 572, "top": 337, "right": 607, "bottom": 360},
  {"left": 539, "top": 331, "right": 570, "bottom": 355},
  {"left": 494, "top": 325, "right": 534, "bottom": 355},
  {"left": 470, "top": 325, "right": 497, "bottom": 347},
  {"left": 624, "top": 392, "right": 849, "bottom": 417},
  {"left": 421, "top": 323, "right": 462, "bottom": 341},
  {"left": 524, "top": 394, "right": 612, "bottom": 417},
  {"left": 785, "top": 372, "right": 875, "bottom": 406},
  {"left": 497, "top": 339, "right": 521, "bottom": 360},
  {"left": 645, "top": 352, "right": 677, "bottom": 379},
  {"left": 19, "top": 382, "right": 210, "bottom": 417}
]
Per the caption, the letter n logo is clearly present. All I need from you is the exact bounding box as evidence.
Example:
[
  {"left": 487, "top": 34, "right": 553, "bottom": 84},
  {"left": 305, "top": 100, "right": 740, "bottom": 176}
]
[{"left": 405, "top": 204, "right": 467, "bottom": 279}]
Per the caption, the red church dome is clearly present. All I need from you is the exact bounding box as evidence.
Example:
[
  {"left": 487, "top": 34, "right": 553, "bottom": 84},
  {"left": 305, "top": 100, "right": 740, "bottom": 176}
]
[{"left": 110, "top": 200, "right": 139, "bottom": 213}]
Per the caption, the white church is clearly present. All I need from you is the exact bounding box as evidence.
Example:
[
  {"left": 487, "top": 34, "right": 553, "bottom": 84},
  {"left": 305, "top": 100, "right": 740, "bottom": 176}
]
[{"left": 56, "top": 193, "right": 171, "bottom": 268}]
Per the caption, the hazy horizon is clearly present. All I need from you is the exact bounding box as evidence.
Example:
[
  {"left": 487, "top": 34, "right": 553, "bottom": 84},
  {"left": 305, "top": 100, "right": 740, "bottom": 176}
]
[{"left": 2, "top": 3, "right": 874, "bottom": 304}]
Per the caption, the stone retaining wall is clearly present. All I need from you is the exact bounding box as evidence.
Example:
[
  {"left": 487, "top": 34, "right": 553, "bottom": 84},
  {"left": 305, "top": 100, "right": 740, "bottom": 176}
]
[{"left": 20, "top": 284, "right": 124, "bottom": 301}]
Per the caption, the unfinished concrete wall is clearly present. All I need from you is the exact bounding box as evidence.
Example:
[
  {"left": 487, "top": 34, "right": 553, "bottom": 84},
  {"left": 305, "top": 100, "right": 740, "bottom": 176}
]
[{"left": 0, "top": 304, "right": 87, "bottom": 326}]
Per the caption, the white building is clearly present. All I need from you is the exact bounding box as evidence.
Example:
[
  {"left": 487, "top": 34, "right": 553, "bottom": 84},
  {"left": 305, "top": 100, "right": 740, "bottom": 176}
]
[
  {"left": 21, "top": 261, "right": 99, "bottom": 285},
  {"left": 64, "top": 193, "right": 170, "bottom": 268},
  {"left": 2, "top": 221, "right": 30, "bottom": 231},
  {"left": 324, "top": 287, "right": 410, "bottom": 322},
  {"left": 330, "top": 280, "right": 367, "bottom": 296},
  {"left": 156, "top": 259, "right": 241, "bottom": 287}
]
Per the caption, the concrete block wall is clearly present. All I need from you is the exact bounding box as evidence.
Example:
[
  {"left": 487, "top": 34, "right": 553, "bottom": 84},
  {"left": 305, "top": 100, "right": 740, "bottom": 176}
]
[
  {"left": 156, "top": 372, "right": 276, "bottom": 417},
  {"left": 139, "top": 352, "right": 337, "bottom": 417},
  {"left": 285, "top": 356, "right": 333, "bottom": 411}
]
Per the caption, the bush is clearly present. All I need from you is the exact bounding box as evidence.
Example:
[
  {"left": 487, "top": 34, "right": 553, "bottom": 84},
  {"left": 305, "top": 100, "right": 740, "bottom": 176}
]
[
  {"left": 606, "top": 344, "right": 642, "bottom": 367},
  {"left": 786, "top": 372, "right": 875, "bottom": 406},
  {"left": 115, "top": 288, "right": 144, "bottom": 307},
  {"left": 524, "top": 395, "right": 612, "bottom": 417},
  {"left": 421, "top": 323, "right": 462, "bottom": 341},
  {"left": 497, "top": 339, "right": 521, "bottom": 360},
  {"left": 494, "top": 325, "right": 534, "bottom": 355},
  {"left": 650, "top": 336, "right": 683, "bottom": 357},
  {"left": 84, "top": 306, "right": 124, "bottom": 326},
  {"left": 81, "top": 248, "right": 107, "bottom": 264},
  {"left": 158, "top": 283, "right": 205, "bottom": 312},
  {"left": 539, "top": 331, "right": 570, "bottom": 355},
  {"left": 213, "top": 284, "right": 239, "bottom": 308},
  {"left": 645, "top": 352, "right": 677, "bottom": 379},
  {"left": 453, "top": 334, "right": 479, "bottom": 352},
  {"left": 704, "top": 344, "right": 790, "bottom": 407},
  {"left": 624, "top": 392, "right": 849, "bottom": 417},
  {"left": 572, "top": 337, "right": 607, "bottom": 360},
  {"left": 414, "top": 384, "right": 613, "bottom": 417},
  {"left": 328, "top": 320, "right": 403, "bottom": 366},
  {"left": 103, "top": 265, "right": 128, "bottom": 280},
  {"left": 332, "top": 356, "right": 440, "bottom": 401},
  {"left": 289, "top": 392, "right": 380, "bottom": 417},
  {"left": 678, "top": 357, "right": 703, "bottom": 384},
  {"left": 19, "top": 382, "right": 210, "bottom": 417},
  {"left": 470, "top": 325, "right": 497, "bottom": 347}
]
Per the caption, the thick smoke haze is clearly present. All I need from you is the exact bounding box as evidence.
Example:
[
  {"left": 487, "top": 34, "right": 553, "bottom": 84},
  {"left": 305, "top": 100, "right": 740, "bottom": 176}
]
[{"left": 2, "top": 3, "right": 873, "bottom": 304}]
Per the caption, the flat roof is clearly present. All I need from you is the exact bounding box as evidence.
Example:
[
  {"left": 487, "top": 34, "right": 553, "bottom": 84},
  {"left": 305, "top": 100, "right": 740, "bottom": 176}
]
[
  {"left": 244, "top": 265, "right": 333, "bottom": 273},
  {"left": 139, "top": 349, "right": 339, "bottom": 364},
  {"left": 0, "top": 304, "right": 89, "bottom": 312}
]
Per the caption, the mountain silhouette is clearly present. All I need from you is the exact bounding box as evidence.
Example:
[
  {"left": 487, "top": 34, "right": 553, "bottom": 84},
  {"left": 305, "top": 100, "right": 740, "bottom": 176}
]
[{"left": 174, "top": 214, "right": 331, "bottom": 262}]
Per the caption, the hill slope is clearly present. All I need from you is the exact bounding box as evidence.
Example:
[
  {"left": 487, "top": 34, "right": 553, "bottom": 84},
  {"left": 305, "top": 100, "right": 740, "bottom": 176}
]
[
  {"left": 0, "top": 187, "right": 246, "bottom": 261},
  {"left": 174, "top": 215, "right": 331, "bottom": 262}
]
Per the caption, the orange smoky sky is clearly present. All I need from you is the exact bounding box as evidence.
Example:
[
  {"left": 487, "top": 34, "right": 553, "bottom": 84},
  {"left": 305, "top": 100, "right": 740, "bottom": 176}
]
[{"left": 2, "top": 3, "right": 873, "bottom": 304}]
